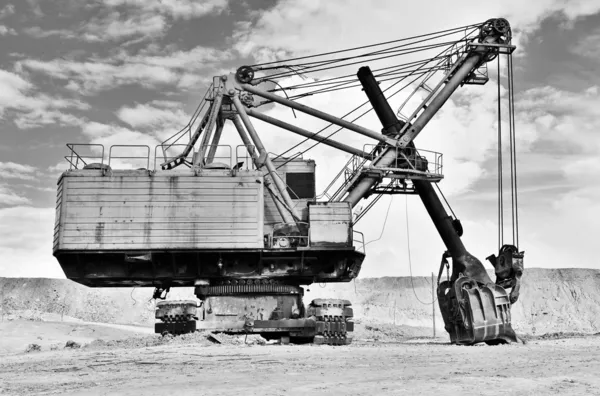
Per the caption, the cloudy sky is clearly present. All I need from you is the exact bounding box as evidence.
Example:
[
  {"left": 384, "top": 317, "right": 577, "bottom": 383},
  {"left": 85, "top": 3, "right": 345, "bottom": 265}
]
[{"left": 1, "top": 0, "right": 600, "bottom": 280}]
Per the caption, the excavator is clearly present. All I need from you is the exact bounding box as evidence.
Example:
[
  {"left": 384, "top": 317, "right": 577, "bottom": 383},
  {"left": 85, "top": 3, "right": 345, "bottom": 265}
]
[{"left": 53, "top": 18, "right": 524, "bottom": 345}]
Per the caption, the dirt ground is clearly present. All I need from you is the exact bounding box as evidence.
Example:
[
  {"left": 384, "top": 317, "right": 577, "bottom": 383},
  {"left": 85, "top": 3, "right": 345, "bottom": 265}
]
[
  {"left": 0, "top": 320, "right": 153, "bottom": 355},
  {"left": 1, "top": 325, "right": 599, "bottom": 396}
]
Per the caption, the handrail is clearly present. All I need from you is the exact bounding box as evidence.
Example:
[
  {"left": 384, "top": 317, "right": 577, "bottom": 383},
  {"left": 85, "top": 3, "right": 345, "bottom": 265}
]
[
  {"left": 353, "top": 230, "right": 366, "bottom": 253},
  {"left": 154, "top": 144, "right": 193, "bottom": 170},
  {"left": 362, "top": 144, "right": 443, "bottom": 176},
  {"left": 64, "top": 143, "right": 104, "bottom": 170},
  {"left": 200, "top": 145, "right": 232, "bottom": 168},
  {"left": 235, "top": 144, "right": 256, "bottom": 170}
]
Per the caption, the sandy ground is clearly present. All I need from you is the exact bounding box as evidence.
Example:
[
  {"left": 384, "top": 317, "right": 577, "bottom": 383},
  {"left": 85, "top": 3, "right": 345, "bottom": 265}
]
[
  {"left": 0, "top": 324, "right": 599, "bottom": 396},
  {"left": 0, "top": 320, "right": 153, "bottom": 355}
]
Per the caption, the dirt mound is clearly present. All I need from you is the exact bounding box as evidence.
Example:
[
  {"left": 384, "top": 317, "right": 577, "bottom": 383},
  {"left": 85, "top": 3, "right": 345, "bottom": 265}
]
[
  {"left": 305, "top": 268, "right": 600, "bottom": 335},
  {"left": 0, "top": 278, "right": 158, "bottom": 325},
  {"left": 2, "top": 268, "right": 599, "bottom": 335}
]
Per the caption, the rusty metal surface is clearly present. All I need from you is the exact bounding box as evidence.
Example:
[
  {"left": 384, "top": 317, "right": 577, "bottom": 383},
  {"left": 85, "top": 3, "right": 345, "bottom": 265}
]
[
  {"left": 155, "top": 321, "right": 197, "bottom": 335},
  {"left": 308, "top": 202, "right": 352, "bottom": 247},
  {"left": 54, "top": 169, "right": 265, "bottom": 251},
  {"left": 437, "top": 276, "right": 517, "bottom": 345},
  {"left": 200, "top": 294, "right": 303, "bottom": 323},
  {"left": 55, "top": 249, "right": 364, "bottom": 287},
  {"left": 155, "top": 300, "right": 197, "bottom": 321},
  {"left": 308, "top": 299, "right": 354, "bottom": 345},
  {"left": 487, "top": 244, "right": 525, "bottom": 303},
  {"left": 195, "top": 283, "right": 302, "bottom": 299},
  {"left": 153, "top": 295, "right": 355, "bottom": 345},
  {"left": 155, "top": 300, "right": 198, "bottom": 335},
  {"left": 263, "top": 158, "right": 315, "bottom": 229}
]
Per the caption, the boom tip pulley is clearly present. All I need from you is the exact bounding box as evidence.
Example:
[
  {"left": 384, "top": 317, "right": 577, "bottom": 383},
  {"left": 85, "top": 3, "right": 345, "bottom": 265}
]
[{"left": 236, "top": 66, "right": 255, "bottom": 84}]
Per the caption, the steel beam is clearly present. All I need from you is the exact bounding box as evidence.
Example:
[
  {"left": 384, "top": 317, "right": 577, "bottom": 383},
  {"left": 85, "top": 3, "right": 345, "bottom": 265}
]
[
  {"left": 206, "top": 116, "right": 224, "bottom": 163},
  {"left": 342, "top": 43, "right": 497, "bottom": 206},
  {"left": 246, "top": 108, "right": 371, "bottom": 159},
  {"left": 194, "top": 82, "right": 223, "bottom": 166},
  {"left": 231, "top": 115, "right": 291, "bottom": 223},
  {"left": 231, "top": 96, "right": 300, "bottom": 222},
  {"left": 240, "top": 83, "right": 395, "bottom": 145},
  {"left": 353, "top": 64, "right": 492, "bottom": 285},
  {"left": 397, "top": 53, "right": 484, "bottom": 147},
  {"left": 357, "top": 66, "right": 405, "bottom": 135},
  {"left": 179, "top": 102, "right": 212, "bottom": 160}
]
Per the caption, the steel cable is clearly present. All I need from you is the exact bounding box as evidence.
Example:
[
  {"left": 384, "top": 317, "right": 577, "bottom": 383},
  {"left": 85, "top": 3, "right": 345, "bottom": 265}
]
[
  {"left": 250, "top": 23, "right": 481, "bottom": 68},
  {"left": 406, "top": 196, "right": 438, "bottom": 305},
  {"left": 272, "top": 41, "right": 462, "bottom": 168}
]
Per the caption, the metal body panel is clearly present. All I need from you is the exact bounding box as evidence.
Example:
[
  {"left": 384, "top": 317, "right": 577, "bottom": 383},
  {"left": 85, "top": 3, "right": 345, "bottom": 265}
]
[
  {"left": 54, "top": 169, "right": 264, "bottom": 251},
  {"left": 263, "top": 158, "right": 315, "bottom": 229},
  {"left": 202, "top": 295, "right": 302, "bottom": 322},
  {"left": 53, "top": 179, "right": 66, "bottom": 252},
  {"left": 308, "top": 202, "right": 352, "bottom": 247}
]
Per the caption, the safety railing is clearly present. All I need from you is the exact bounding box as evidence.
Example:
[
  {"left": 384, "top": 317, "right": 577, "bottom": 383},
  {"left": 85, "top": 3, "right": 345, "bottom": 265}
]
[
  {"left": 318, "top": 148, "right": 375, "bottom": 202},
  {"left": 200, "top": 145, "right": 232, "bottom": 168},
  {"left": 362, "top": 144, "right": 443, "bottom": 177},
  {"left": 64, "top": 143, "right": 104, "bottom": 170},
  {"left": 235, "top": 145, "right": 257, "bottom": 170},
  {"left": 108, "top": 145, "right": 150, "bottom": 169},
  {"left": 159, "top": 83, "right": 213, "bottom": 156},
  {"left": 63, "top": 143, "right": 323, "bottom": 174},
  {"left": 353, "top": 230, "right": 366, "bottom": 253},
  {"left": 154, "top": 144, "right": 194, "bottom": 170}
]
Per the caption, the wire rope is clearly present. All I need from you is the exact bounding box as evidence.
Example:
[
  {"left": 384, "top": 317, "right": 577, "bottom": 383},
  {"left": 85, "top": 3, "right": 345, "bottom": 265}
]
[{"left": 405, "top": 196, "right": 438, "bottom": 305}]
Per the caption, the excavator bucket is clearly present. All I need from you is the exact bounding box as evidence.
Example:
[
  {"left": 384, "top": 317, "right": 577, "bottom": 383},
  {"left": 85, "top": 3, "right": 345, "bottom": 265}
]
[{"left": 437, "top": 276, "right": 517, "bottom": 345}]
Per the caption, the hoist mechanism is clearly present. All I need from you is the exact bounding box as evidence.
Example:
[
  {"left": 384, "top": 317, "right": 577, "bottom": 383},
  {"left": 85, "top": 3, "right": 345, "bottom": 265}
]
[{"left": 53, "top": 18, "right": 524, "bottom": 345}]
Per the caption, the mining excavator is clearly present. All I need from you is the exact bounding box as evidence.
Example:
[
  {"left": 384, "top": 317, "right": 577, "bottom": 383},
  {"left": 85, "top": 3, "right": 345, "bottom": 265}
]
[{"left": 53, "top": 18, "right": 524, "bottom": 345}]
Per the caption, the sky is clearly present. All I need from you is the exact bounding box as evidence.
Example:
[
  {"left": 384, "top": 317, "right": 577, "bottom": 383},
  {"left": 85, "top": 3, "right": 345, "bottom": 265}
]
[{"left": 1, "top": 0, "right": 600, "bottom": 280}]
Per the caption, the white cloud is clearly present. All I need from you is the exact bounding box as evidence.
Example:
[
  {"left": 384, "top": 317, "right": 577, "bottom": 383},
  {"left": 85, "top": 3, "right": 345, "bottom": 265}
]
[
  {"left": 21, "top": 58, "right": 180, "bottom": 93},
  {"left": 0, "top": 24, "right": 16, "bottom": 35},
  {"left": 0, "top": 68, "right": 89, "bottom": 129},
  {"left": 572, "top": 28, "right": 600, "bottom": 60},
  {"left": 515, "top": 85, "right": 600, "bottom": 155},
  {"left": 27, "top": 0, "right": 43, "bottom": 18},
  {"left": 19, "top": 45, "right": 230, "bottom": 94},
  {"left": 76, "top": 0, "right": 229, "bottom": 43},
  {"left": 80, "top": 121, "right": 161, "bottom": 169},
  {"left": 0, "top": 206, "right": 64, "bottom": 278},
  {"left": 118, "top": 46, "right": 229, "bottom": 70},
  {"left": 117, "top": 102, "right": 189, "bottom": 141},
  {"left": 0, "top": 162, "right": 37, "bottom": 181},
  {"left": 233, "top": 1, "right": 600, "bottom": 59},
  {"left": 0, "top": 4, "right": 15, "bottom": 19},
  {"left": 21, "top": 0, "right": 229, "bottom": 43},
  {"left": 102, "top": 0, "right": 228, "bottom": 20},
  {"left": 47, "top": 162, "right": 68, "bottom": 175},
  {"left": 0, "top": 184, "right": 31, "bottom": 206},
  {"left": 22, "top": 26, "right": 76, "bottom": 39},
  {"left": 82, "top": 11, "right": 167, "bottom": 42}
]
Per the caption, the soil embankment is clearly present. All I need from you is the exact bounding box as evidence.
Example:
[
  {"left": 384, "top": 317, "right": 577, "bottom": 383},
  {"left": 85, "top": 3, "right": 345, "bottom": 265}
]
[{"left": 1, "top": 268, "right": 599, "bottom": 335}]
